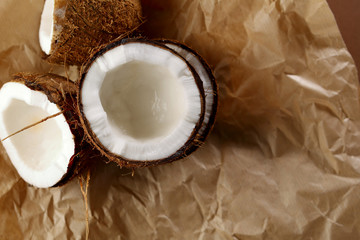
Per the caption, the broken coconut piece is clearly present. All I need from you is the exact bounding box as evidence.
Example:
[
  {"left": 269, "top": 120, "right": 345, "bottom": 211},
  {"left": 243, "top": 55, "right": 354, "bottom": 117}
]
[
  {"left": 0, "top": 73, "right": 94, "bottom": 188},
  {"left": 78, "top": 39, "right": 205, "bottom": 167},
  {"left": 39, "top": 0, "right": 143, "bottom": 66},
  {"left": 157, "top": 39, "right": 218, "bottom": 154}
]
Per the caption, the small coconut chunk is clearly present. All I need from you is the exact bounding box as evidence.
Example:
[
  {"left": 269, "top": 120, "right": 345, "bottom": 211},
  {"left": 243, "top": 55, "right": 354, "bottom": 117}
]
[
  {"left": 39, "top": 0, "right": 54, "bottom": 55},
  {"left": 79, "top": 40, "right": 203, "bottom": 162},
  {"left": 38, "top": 0, "right": 143, "bottom": 65},
  {"left": 0, "top": 82, "right": 74, "bottom": 188}
]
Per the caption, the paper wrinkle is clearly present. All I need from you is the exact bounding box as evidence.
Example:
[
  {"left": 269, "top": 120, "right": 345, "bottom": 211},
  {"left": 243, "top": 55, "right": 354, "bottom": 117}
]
[
  {"left": 287, "top": 74, "right": 339, "bottom": 98},
  {"left": 1, "top": 0, "right": 360, "bottom": 239}
]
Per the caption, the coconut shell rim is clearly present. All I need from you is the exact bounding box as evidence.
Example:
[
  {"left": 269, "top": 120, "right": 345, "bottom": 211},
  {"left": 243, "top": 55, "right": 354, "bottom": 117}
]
[{"left": 155, "top": 39, "right": 219, "bottom": 155}]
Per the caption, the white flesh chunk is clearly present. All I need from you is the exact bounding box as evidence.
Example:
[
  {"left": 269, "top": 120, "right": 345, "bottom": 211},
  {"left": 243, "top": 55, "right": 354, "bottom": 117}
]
[
  {"left": 165, "top": 43, "right": 215, "bottom": 135},
  {"left": 81, "top": 42, "right": 202, "bottom": 161},
  {"left": 0, "top": 82, "right": 75, "bottom": 188},
  {"left": 39, "top": 0, "right": 55, "bottom": 55}
]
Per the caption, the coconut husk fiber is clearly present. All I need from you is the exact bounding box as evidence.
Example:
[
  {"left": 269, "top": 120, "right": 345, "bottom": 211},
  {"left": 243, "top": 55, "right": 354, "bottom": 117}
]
[
  {"left": 1, "top": 0, "right": 360, "bottom": 239},
  {"left": 44, "top": 0, "right": 143, "bottom": 66}
]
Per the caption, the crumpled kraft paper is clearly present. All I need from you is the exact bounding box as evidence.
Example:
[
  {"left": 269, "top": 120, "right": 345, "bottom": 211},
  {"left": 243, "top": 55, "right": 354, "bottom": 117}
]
[{"left": 1, "top": 0, "right": 360, "bottom": 239}]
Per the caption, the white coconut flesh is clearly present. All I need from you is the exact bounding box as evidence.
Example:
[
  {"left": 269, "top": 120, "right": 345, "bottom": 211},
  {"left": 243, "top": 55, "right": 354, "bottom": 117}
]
[
  {"left": 39, "top": 0, "right": 55, "bottom": 55},
  {"left": 0, "top": 82, "right": 75, "bottom": 188},
  {"left": 164, "top": 43, "right": 215, "bottom": 135},
  {"left": 81, "top": 42, "right": 202, "bottom": 161}
]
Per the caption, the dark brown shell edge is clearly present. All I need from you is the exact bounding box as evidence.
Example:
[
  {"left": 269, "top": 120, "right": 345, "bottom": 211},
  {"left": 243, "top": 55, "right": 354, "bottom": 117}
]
[
  {"left": 12, "top": 72, "right": 97, "bottom": 187},
  {"left": 43, "top": 0, "right": 143, "bottom": 66},
  {"left": 155, "top": 39, "right": 219, "bottom": 156},
  {"left": 77, "top": 38, "right": 206, "bottom": 168}
]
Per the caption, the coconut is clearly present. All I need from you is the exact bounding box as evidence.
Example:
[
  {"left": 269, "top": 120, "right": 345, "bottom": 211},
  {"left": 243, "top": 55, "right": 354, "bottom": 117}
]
[
  {"left": 0, "top": 73, "right": 95, "bottom": 188},
  {"left": 39, "top": 0, "right": 143, "bottom": 66},
  {"left": 156, "top": 39, "right": 218, "bottom": 155},
  {"left": 77, "top": 38, "right": 206, "bottom": 167}
]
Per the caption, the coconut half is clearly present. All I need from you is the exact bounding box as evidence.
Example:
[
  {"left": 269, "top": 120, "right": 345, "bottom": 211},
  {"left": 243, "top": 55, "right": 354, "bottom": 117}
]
[
  {"left": 0, "top": 73, "right": 93, "bottom": 188},
  {"left": 39, "top": 0, "right": 143, "bottom": 66},
  {"left": 78, "top": 39, "right": 205, "bottom": 167},
  {"left": 157, "top": 40, "right": 218, "bottom": 154}
]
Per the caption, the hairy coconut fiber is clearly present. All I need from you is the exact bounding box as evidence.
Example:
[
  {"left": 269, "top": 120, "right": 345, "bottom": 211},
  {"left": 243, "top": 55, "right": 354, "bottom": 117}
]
[
  {"left": 12, "top": 73, "right": 98, "bottom": 186},
  {"left": 44, "top": 0, "right": 143, "bottom": 66}
]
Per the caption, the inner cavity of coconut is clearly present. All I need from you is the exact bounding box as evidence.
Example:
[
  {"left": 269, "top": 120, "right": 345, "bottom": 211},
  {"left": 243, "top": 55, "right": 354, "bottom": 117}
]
[
  {"left": 3, "top": 99, "right": 63, "bottom": 171},
  {"left": 39, "top": 0, "right": 54, "bottom": 54},
  {"left": 100, "top": 60, "right": 186, "bottom": 140},
  {"left": 0, "top": 82, "right": 74, "bottom": 187},
  {"left": 81, "top": 42, "right": 202, "bottom": 161}
]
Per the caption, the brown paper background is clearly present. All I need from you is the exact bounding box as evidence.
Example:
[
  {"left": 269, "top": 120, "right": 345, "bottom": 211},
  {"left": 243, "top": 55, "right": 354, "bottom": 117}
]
[{"left": 1, "top": 0, "right": 360, "bottom": 239}]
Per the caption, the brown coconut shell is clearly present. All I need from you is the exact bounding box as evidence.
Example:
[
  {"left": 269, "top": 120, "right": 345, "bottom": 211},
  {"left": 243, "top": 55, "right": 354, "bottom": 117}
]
[
  {"left": 156, "top": 39, "right": 219, "bottom": 156},
  {"left": 77, "top": 38, "right": 206, "bottom": 168},
  {"left": 44, "top": 0, "right": 143, "bottom": 66},
  {"left": 12, "top": 72, "right": 98, "bottom": 187}
]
